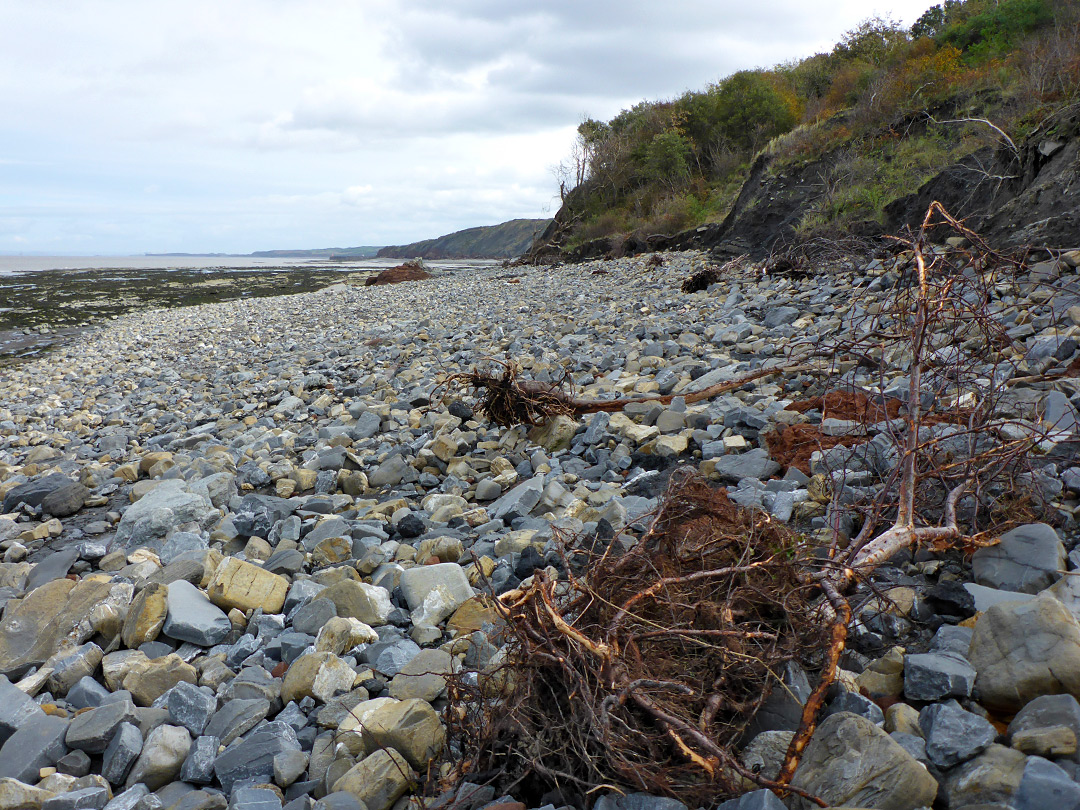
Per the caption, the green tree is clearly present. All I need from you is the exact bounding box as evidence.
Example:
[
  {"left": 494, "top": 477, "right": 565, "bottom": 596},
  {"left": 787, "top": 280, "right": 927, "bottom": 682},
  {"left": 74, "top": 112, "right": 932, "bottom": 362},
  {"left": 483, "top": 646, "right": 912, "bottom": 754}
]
[
  {"left": 710, "top": 71, "right": 798, "bottom": 153},
  {"left": 644, "top": 131, "right": 692, "bottom": 190}
]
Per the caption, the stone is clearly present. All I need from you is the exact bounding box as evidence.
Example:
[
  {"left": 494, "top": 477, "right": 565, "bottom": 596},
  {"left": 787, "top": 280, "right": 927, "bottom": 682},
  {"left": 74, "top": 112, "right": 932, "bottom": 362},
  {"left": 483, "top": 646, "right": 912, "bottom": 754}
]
[
  {"left": 66, "top": 700, "right": 138, "bottom": 754},
  {"left": 941, "top": 744, "right": 1026, "bottom": 808},
  {"left": 124, "top": 723, "right": 190, "bottom": 790},
  {"left": 367, "top": 455, "right": 410, "bottom": 488},
  {"left": 356, "top": 697, "right": 445, "bottom": 770},
  {"left": 123, "top": 654, "right": 198, "bottom": 706},
  {"left": 291, "top": 598, "right": 336, "bottom": 637},
  {"left": 1016, "top": 755, "right": 1080, "bottom": 810},
  {"left": 903, "top": 651, "right": 976, "bottom": 701},
  {"left": 822, "top": 690, "right": 884, "bottom": 725},
  {"left": 40, "top": 482, "right": 90, "bottom": 518},
  {"left": 398, "top": 563, "right": 474, "bottom": 626},
  {"left": 204, "top": 698, "right": 270, "bottom": 745},
  {"left": 487, "top": 477, "right": 544, "bottom": 521},
  {"left": 474, "top": 479, "right": 502, "bottom": 501},
  {"left": 213, "top": 721, "right": 301, "bottom": 795},
  {"left": 716, "top": 790, "right": 786, "bottom": 810},
  {"left": 41, "top": 786, "right": 109, "bottom": 810},
  {"left": 23, "top": 549, "right": 80, "bottom": 593},
  {"left": 363, "top": 638, "right": 421, "bottom": 678},
  {"left": 331, "top": 748, "right": 415, "bottom": 810},
  {"left": 919, "top": 700, "right": 997, "bottom": 769},
  {"left": 388, "top": 648, "right": 457, "bottom": 702},
  {"left": 273, "top": 749, "right": 309, "bottom": 788},
  {"left": 789, "top": 712, "right": 938, "bottom": 810},
  {"left": 739, "top": 730, "right": 795, "bottom": 781},
  {"left": 0, "top": 777, "right": 56, "bottom": 810},
  {"left": 180, "top": 734, "right": 218, "bottom": 784},
  {"left": 166, "top": 681, "right": 217, "bottom": 736},
  {"left": 2, "top": 474, "right": 71, "bottom": 513},
  {"left": 231, "top": 494, "right": 295, "bottom": 540},
  {"left": 1012, "top": 725, "right": 1078, "bottom": 757},
  {"left": 0, "top": 673, "right": 45, "bottom": 737},
  {"left": 114, "top": 480, "right": 216, "bottom": 552},
  {"left": 208, "top": 558, "right": 288, "bottom": 614},
  {"left": 315, "top": 618, "right": 378, "bottom": 656},
  {"left": 972, "top": 523, "right": 1065, "bottom": 594},
  {"left": 1008, "top": 694, "right": 1080, "bottom": 764},
  {"left": 527, "top": 416, "right": 577, "bottom": 453},
  {"left": 282, "top": 652, "right": 357, "bottom": 704},
  {"left": 121, "top": 583, "right": 168, "bottom": 649},
  {"left": 321, "top": 581, "right": 393, "bottom": 626},
  {"left": 158, "top": 532, "right": 209, "bottom": 565},
  {"left": 968, "top": 592, "right": 1080, "bottom": 712},
  {"left": 710, "top": 449, "right": 780, "bottom": 483},
  {"left": 101, "top": 722, "right": 142, "bottom": 785},
  {"left": 0, "top": 713, "right": 69, "bottom": 782},
  {"left": 161, "top": 580, "right": 231, "bottom": 646},
  {"left": 0, "top": 578, "right": 114, "bottom": 679}
]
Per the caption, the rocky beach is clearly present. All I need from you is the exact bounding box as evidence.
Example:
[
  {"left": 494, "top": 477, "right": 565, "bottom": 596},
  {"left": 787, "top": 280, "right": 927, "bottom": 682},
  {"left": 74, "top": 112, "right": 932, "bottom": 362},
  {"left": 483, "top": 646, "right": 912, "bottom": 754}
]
[{"left": 2, "top": 247, "right": 1080, "bottom": 810}]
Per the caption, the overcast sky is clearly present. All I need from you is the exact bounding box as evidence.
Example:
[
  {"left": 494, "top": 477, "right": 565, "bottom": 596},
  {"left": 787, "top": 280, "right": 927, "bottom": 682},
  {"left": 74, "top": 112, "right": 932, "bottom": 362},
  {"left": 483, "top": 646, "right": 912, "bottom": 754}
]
[{"left": 0, "top": 1, "right": 934, "bottom": 255}]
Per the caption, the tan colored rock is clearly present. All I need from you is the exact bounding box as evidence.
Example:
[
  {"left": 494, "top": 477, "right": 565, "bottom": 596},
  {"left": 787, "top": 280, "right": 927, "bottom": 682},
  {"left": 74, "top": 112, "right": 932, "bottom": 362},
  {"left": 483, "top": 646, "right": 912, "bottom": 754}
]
[
  {"left": 139, "top": 451, "right": 174, "bottom": 476},
  {"left": 315, "top": 617, "right": 378, "bottom": 656},
  {"left": 282, "top": 651, "right": 359, "bottom": 704},
  {"left": 1012, "top": 724, "right": 1078, "bottom": 757},
  {"left": 447, "top": 597, "right": 499, "bottom": 636},
  {"left": 332, "top": 748, "right": 416, "bottom": 810},
  {"left": 121, "top": 582, "right": 168, "bottom": 648},
  {"left": 207, "top": 557, "right": 287, "bottom": 613},
  {"left": 123, "top": 653, "right": 197, "bottom": 706},
  {"left": 360, "top": 697, "right": 446, "bottom": 769},
  {"left": 388, "top": 648, "right": 458, "bottom": 702},
  {"left": 102, "top": 650, "right": 150, "bottom": 691},
  {"left": 527, "top": 415, "right": 578, "bottom": 453},
  {"left": 0, "top": 777, "right": 55, "bottom": 809},
  {"left": 0, "top": 578, "right": 114, "bottom": 678}
]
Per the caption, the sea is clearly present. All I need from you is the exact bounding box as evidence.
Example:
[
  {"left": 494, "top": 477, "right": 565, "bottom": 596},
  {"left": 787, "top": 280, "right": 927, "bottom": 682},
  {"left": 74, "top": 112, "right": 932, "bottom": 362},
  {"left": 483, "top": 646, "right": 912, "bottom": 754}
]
[{"left": 0, "top": 254, "right": 492, "bottom": 277}]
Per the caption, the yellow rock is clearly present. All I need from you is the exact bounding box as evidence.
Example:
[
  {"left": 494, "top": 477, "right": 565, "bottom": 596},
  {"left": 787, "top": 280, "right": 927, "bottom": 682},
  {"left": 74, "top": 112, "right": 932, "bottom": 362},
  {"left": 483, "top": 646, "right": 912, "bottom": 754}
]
[
  {"left": 139, "top": 451, "right": 174, "bottom": 476},
  {"left": 207, "top": 557, "right": 288, "bottom": 613},
  {"left": 121, "top": 582, "right": 168, "bottom": 648}
]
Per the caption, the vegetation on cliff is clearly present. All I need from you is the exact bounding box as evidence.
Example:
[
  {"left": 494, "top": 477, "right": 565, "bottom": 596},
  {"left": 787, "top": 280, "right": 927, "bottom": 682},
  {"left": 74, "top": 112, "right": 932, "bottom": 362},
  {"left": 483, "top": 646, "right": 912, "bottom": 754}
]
[{"left": 543, "top": 0, "right": 1080, "bottom": 257}]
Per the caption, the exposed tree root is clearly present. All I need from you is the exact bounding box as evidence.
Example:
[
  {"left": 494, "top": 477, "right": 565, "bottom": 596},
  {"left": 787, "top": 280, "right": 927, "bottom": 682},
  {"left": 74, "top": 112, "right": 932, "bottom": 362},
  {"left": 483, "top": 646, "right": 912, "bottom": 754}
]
[
  {"left": 440, "top": 358, "right": 809, "bottom": 428},
  {"left": 444, "top": 472, "right": 841, "bottom": 808}
]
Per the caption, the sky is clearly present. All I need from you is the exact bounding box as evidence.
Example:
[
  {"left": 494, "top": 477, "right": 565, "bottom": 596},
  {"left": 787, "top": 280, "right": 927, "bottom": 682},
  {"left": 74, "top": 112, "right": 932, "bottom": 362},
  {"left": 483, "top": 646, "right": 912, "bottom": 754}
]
[{"left": 0, "top": 1, "right": 936, "bottom": 255}]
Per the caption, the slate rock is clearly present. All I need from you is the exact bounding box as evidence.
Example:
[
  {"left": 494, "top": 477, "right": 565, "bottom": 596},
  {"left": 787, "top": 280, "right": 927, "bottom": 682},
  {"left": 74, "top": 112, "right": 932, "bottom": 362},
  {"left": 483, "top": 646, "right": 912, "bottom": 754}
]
[
  {"left": 925, "top": 579, "right": 977, "bottom": 622},
  {"left": 229, "top": 787, "right": 283, "bottom": 810},
  {"left": 66, "top": 700, "right": 139, "bottom": 754},
  {"left": 488, "top": 476, "right": 544, "bottom": 521},
  {"left": 291, "top": 598, "right": 336, "bottom": 637},
  {"left": 40, "top": 482, "right": 90, "bottom": 518},
  {"left": 114, "top": 479, "right": 216, "bottom": 551},
  {"left": 232, "top": 494, "right": 295, "bottom": 539},
  {"left": 204, "top": 698, "right": 271, "bottom": 745},
  {"left": 101, "top": 722, "right": 142, "bottom": 785},
  {"left": 920, "top": 700, "right": 997, "bottom": 768},
  {"left": 0, "top": 713, "right": 70, "bottom": 782},
  {"left": 2, "top": 473, "right": 71, "bottom": 513},
  {"left": 23, "top": 548, "right": 80, "bottom": 593},
  {"left": 166, "top": 681, "right": 217, "bottom": 736},
  {"left": 180, "top": 734, "right": 219, "bottom": 784},
  {"left": 972, "top": 523, "right": 1065, "bottom": 594},
  {"left": 716, "top": 790, "right": 786, "bottom": 810},
  {"left": 0, "top": 673, "right": 45, "bottom": 740},
  {"left": 213, "top": 721, "right": 300, "bottom": 795},
  {"left": 904, "top": 651, "right": 976, "bottom": 701},
  {"left": 42, "top": 786, "right": 110, "bottom": 810},
  {"left": 822, "top": 690, "right": 884, "bottom": 725},
  {"left": 161, "top": 580, "right": 231, "bottom": 647},
  {"left": 1016, "top": 755, "right": 1080, "bottom": 810},
  {"left": 710, "top": 449, "right": 780, "bottom": 483}
]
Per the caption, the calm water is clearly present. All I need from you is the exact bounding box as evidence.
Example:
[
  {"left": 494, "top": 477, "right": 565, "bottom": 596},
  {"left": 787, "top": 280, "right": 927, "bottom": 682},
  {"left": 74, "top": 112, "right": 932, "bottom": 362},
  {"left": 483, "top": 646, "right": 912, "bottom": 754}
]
[{"left": 0, "top": 255, "right": 493, "bottom": 277}]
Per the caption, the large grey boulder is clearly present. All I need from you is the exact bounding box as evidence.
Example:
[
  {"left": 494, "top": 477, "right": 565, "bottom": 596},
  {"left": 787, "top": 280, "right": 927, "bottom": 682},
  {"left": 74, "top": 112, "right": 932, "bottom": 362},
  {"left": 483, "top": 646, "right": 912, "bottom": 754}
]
[
  {"left": 972, "top": 523, "right": 1065, "bottom": 594},
  {"left": 919, "top": 700, "right": 997, "bottom": 769},
  {"left": 488, "top": 476, "right": 544, "bottom": 520},
  {"left": 903, "top": 651, "right": 976, "bottom": 702},
  {"left": 0, "top": 713, "right": 69, "bottom": 782},
  {"left": 114, "top": 479, "right": 217, "bottom": 552},
  {"left": 968, "top": 592, "right": 1080, "bottom": 712},
  {"left": 789, "top": 712, "right": 938, "bottom": 810},
  {"left": 711, "top": 449, "right": 781, "bottom": 483},
  {"left": 1008, "top": 694, "right": 1080, "bottom": 764},
  {"left": 1016, "top": 755, "right": 1080, "bottom": 810}
]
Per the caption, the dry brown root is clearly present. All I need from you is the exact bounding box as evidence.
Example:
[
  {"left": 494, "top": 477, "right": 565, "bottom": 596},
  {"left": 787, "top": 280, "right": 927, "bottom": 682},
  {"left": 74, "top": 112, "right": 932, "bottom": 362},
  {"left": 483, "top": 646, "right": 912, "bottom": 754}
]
[
  {"left": 439, "top": 358, "right": 809, "bottom": 428},
  {"left": 444, "top": 471, "right": 841, "bottom": 808}
]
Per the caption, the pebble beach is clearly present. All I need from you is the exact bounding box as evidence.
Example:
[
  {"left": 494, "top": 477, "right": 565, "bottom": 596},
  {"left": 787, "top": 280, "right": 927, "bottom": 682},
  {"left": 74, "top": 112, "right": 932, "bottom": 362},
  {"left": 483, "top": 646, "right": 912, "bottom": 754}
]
[{"left": 4, "top": 249, "right": 1080, "bottom": 810}]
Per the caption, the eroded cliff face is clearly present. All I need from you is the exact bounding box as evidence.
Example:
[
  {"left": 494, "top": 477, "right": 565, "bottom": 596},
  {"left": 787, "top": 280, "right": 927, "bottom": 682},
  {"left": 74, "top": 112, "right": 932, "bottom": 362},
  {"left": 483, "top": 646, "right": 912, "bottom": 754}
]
[{"left": 532, "top": 106, "right": 1080, "bottom": 263}]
